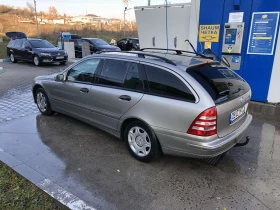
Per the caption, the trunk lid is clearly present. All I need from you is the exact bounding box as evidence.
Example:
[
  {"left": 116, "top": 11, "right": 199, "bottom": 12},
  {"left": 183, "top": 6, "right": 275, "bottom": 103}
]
[
  {"left": 6, "top": 31, "right": 27, "bottom": 39},
  {"left": 187, "top": 62, "right": 251, "bottom": 137}
]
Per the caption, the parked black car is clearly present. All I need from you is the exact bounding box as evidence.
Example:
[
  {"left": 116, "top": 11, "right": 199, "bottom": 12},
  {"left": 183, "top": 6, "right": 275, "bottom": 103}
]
[
  {"left": 69, "top": 38, "right": 121, "bottom": 58},
  {"left": 82, "top": 38, "right": 121, "bottom": 53},
  {"left": 6, "top": 32, "right": 68, "bottom": 66},
  {"left": 117, "top": 38, "right": 139, "bottom": 51}
]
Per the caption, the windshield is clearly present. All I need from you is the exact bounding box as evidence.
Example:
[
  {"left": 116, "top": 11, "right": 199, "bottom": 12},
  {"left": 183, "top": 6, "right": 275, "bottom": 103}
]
[
  {"left": 89, "top": 39, "right": 108, "bottom": 46},
  {"left": 187, "top": 63, "right": 250, "bottom": 104},
  {"left": 29, "top": 40, "right": 55, "bottom": 48}
]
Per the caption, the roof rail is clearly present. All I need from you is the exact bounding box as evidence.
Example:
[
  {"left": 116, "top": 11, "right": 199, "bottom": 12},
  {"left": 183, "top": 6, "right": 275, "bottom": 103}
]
[
  {"left": 140, "top": 48, "right": 213, "bottom": 60},
  {"left": 96, "top": 51, "right": 176, "bottom": 66}
]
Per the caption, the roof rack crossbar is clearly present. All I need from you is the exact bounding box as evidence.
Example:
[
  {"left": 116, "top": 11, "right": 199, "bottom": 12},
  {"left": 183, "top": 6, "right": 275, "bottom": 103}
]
[
  {"left": 140, "top": 48, "right": 213, "bottom": 60},
  {"left": 96, "top": 51, "right": 176, "bottom": 65}
]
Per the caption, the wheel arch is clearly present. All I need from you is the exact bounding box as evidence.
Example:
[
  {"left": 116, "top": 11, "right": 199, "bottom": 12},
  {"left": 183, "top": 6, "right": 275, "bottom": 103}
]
[
  {"left": 32, "top": 84, "right": 43, "bottom": 103},
  {"left": 120, "top": 117, "right": 161, "bottom": 146}
]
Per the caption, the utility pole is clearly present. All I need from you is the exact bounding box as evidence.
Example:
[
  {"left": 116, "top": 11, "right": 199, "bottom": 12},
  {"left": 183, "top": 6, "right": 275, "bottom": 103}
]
[
  {"left": 148, "top": 0, "right": 151, "bottom": 6},
  {"left": 34, "top": 0, "right": 40, "bottom": 38},
  {"left": 123, "top": 7, "right": 126, "bottom": 37}
]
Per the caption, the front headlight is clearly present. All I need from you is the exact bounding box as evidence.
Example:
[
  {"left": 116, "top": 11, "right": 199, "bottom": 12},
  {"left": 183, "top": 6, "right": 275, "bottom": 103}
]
[
  {"left": 64, "top": 51, "right": 68, "bottom": 55},
  {"left": 40, "top": 53, "right": 52, "bottom": 56}
]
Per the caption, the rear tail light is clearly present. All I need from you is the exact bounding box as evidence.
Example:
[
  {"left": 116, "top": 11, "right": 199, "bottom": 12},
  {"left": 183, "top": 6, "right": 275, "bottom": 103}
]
[{"left": 187, "top": 107, "right": 217, "bottom": 136}]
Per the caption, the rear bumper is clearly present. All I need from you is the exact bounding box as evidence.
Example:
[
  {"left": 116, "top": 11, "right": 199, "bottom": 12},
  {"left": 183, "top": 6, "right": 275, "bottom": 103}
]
[{"left": 154, "top": 114, "right": 253, "bottom": 158}]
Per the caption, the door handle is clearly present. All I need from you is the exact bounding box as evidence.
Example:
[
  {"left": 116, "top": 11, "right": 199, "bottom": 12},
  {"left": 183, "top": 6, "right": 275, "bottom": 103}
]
[
  {"left": 119, "top": 95, "right": 131, "bottom": 101},
  {"left": 80, "top": 88, "right": 89, "bottom": 93}
]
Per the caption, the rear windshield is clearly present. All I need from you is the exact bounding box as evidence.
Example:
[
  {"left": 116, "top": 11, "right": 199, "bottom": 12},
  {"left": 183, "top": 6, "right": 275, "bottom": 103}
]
[
  {"left": 186, "top": 63, "right": 250, "bottom": 104},
  {"left": 89, "top": 39, "right": 108, "bottom": 46},
  {"left": 29, "top": 40, "right": 55, "bottom": 48}
]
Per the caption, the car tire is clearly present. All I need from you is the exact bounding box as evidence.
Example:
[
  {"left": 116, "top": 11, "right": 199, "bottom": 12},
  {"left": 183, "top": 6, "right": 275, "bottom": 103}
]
[
  {"left": 10, "top": 53, "right": 18, "bottom": 63},
  {"left": 35, "top": 88, "right": 54, "bottom": 116},
  {"left": 59, "top": 61, "right": 67, "bottom": 65},
  {"left": 33, "top": 55, "right": 41, "bottom": 66},
  {"left": 124, "top": 121, "right": 162, "bottom": 162}
]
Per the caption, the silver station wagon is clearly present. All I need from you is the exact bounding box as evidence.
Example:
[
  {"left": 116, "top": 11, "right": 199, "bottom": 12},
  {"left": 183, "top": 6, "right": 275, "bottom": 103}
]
[{"left": 32, "top": 49, "right": 252, "bottom": 163}]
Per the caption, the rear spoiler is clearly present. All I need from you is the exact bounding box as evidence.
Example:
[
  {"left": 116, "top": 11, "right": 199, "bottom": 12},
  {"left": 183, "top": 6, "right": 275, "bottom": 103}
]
[{"left": 5, "top": 32, "right": 27, "bottom": 39}]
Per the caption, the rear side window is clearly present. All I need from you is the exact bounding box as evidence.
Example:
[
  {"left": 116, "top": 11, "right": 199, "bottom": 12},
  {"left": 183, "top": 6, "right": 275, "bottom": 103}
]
[
  {"left": 145, "top": 65, "right": 196, "bottom": 102},
  {"left": 8, "top": 40, "right": 16, "bottom": 47},
  {"left": 99, "top": 60, "right": 129, "bottom": 87},
  {"left": 186, "top": 63, "right": 250, "bottom": 104},
  {"left": 14, "top": 39, "right": 23, "bottom": 47},
  {"left": 98, "top": 59, "right": 143, "bottom": 91}
]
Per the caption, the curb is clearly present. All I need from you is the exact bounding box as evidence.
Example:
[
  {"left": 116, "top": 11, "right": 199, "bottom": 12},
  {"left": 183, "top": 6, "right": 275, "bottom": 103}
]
[
  {"left": 248, "top": 101, "right": 280, "bottom": 121},
  {"left": 0, "top": 148, "right": 96, "bottom": 210},
  {"left": 0, "top": 58, "right": 11, "bottom": 62}
]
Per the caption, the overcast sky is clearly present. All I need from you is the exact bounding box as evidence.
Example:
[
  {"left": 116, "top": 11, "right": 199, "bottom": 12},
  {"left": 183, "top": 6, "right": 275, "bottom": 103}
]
[{"left": 0, "top": 0, "right": 190, "bottom": 20}]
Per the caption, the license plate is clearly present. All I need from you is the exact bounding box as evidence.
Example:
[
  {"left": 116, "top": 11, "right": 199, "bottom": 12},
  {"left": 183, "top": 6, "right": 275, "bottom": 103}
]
[
  {"left": 230, "top": 103, "right": 248, "bottom": 124},
  {"left": 56, "top": 56, "right": 64, "bottom": 59}
]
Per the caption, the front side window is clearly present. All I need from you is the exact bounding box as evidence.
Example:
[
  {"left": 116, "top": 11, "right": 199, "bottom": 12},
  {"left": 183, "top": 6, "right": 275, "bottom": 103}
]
[
  {"left": 145, "top": 65, "right": 195, "bottom": 102},
  {"left": 67, "top": 59, "right": 101, "bottom": 83},
  {"left": 14, "top": 39, "right": 23, "bottom": 47}
]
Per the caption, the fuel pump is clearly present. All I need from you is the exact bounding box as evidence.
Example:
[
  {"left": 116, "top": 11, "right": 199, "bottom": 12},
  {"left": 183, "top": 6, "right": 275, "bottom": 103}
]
[{"left": 222, "top": 22, "right": 245, "bottom": 70}]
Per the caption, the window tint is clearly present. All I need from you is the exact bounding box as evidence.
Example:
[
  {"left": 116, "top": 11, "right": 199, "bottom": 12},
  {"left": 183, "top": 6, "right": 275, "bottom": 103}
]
[
  {"left": 29, "top": 40, "right": 55, "bottom": 48},
  {"left": 186, "top": 63, "right": 250, "bottom": 104},
  {"left": 132, "top": 39, "right": 139, "bottom": 44},
  {"left": 23, "top": 40, "right": 31, "bottom": 48},
  {"left": 123, "top": 63, "right": 142, "bottom": 91},
  {"left": 99, "top": 60, "right": 129, "bottom": 87},
  {"left": 14, "top": 39, "right": 23, "bottom": 47},
  {"left": 8, "top": 40, "right": 16, "bottom": 47},
  {"left": 88, "top": 38, "right": 108, "bottom": 46},
  {"left": 145, "top": 65, "right": 195, "bottom": 102},
  {"left": 67, "top": 59, "right": 101, "bottom": 83}
]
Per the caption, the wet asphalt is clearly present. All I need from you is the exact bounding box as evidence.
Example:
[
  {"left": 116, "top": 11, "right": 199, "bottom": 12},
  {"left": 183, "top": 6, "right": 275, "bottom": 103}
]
[{"left": 0, "top": 62, "right": 280, "bottom": 210}]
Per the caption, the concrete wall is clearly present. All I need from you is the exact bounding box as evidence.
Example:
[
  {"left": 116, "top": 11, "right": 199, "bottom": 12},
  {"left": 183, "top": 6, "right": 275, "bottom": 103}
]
[
  {"left": 268, "top": 30, "right": 280, "bottom": 103},
  {"left": 58, "top": 42, "right": 75, "bottom": 59}
]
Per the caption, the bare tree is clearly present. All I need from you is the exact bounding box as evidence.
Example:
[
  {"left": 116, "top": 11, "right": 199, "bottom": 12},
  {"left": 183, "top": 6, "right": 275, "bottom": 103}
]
[
  {"left": 48, "top": 6, "right": 58, "bottom": 20},
  {"left": 123, "top": 0, "right": 130, "bottom": 7},
  {"left": 26, "top": 2, "right": 34, "bottom": 14}
]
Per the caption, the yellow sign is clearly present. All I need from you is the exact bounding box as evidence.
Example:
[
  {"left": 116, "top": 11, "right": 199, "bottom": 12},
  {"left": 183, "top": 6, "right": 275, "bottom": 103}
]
[
  {"left": 199, "top": 24, "right": 220, "bottom": 42},
  {"left": 204, "top": 42, "right": 212, "bottom": 49}
]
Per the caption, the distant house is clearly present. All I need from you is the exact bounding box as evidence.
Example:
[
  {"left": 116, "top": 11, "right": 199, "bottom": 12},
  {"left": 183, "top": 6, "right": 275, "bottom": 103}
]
[
  {"left": 70, "top": 15, "right": 109, "bottom": 24},
  {"left": 70, "top": 15, "right": 95, "bottom": 24},
  {"left": 18, "top": 17, "right": 34, "bottom": 24},
  {"left": 53, "top": 19, "right": 64, "bottom": 24},
  {"left": 111, "top": 18, "right": 121, "bottom": 23}
]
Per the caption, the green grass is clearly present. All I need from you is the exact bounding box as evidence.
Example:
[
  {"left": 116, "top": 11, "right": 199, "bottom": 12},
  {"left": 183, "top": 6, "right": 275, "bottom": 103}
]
[
  {"left": 0, "top": 41, "right": 8, "bottom": 59},
  {"left": 0, "top": 163, "right": 68, "bottom": 210}
]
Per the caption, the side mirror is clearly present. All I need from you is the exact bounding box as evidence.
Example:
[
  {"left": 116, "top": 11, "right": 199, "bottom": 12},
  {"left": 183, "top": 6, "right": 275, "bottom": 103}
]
[
  {"left": 25, "top": 46, "right": 31, "bottom": 50},
  {"left": 55, "top": 74, "right": 64, "bottom": 82}
]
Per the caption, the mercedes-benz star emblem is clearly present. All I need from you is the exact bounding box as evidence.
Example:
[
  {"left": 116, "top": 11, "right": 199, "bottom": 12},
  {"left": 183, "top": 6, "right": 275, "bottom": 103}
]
[{"left": 240, "top": 97, "right": 244, "bottom": 103}]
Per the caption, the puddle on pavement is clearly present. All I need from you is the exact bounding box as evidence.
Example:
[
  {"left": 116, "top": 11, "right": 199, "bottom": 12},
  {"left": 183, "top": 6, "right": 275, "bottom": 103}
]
[{"left": 0, "top": 113, "right": 279, "bottom": 210}]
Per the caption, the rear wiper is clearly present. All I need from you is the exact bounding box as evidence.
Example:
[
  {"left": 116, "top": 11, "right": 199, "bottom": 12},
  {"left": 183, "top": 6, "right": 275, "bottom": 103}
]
[{"left": 202, "top": 48, "right": 231, "bottom": 68}]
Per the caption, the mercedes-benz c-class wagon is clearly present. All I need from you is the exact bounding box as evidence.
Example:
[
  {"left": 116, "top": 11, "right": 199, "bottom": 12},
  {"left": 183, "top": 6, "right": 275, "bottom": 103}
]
[{"left": 32, "top": 49, "right": 252, "bottom": 163}]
